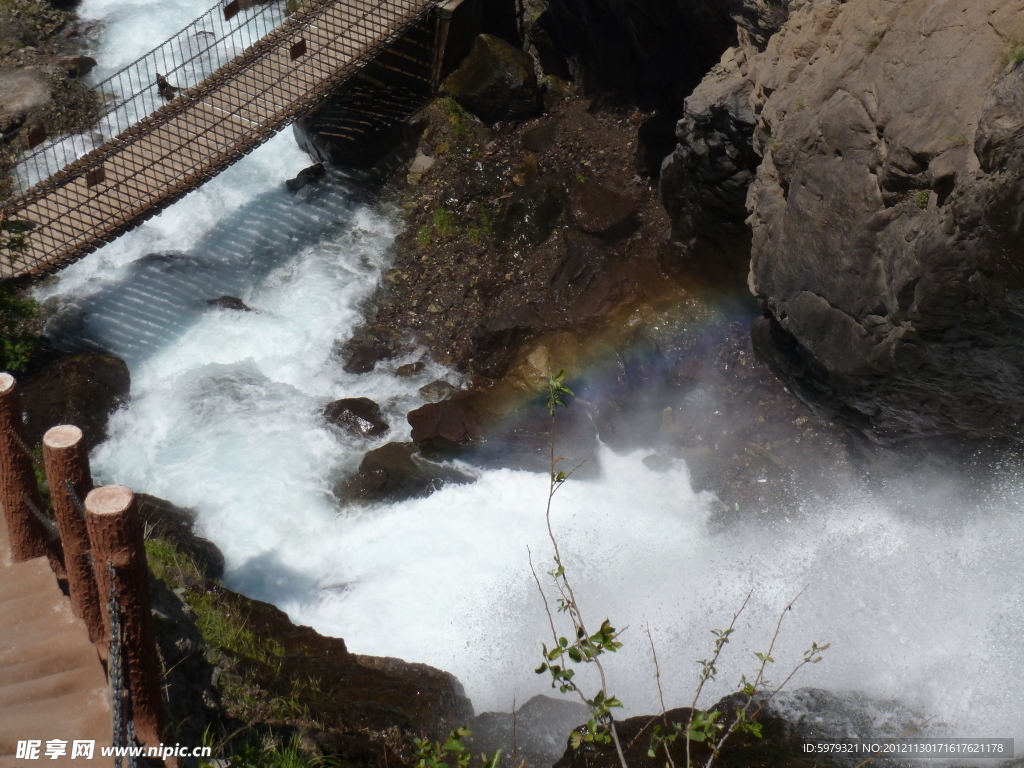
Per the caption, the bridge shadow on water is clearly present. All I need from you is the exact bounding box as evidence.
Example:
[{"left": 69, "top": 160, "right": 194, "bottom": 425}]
[{"left": 46, "top": 166, "right": 377, "bottom": 366}]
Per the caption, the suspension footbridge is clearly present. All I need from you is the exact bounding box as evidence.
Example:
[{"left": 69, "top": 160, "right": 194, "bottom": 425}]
[{"left": 0, "top": 0, "right": 465, "bottom": 281}]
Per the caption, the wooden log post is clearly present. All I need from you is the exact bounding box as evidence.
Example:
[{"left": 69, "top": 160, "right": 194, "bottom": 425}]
[
  {"left": 43, "top": 425, "right": 104, "bottom": 647},
  {"left": 85, "top": 485, "right": 164, "bottom": 747},
  {"left": 0, "top": 372, "right": 58, "bottom": 566}
]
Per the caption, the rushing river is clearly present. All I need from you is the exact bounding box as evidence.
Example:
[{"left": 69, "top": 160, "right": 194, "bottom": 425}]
[{"left": 34, "top": 0, "right": 1024, "bottom": 749}]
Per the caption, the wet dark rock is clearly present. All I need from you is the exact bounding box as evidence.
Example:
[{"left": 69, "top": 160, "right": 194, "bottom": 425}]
[
  {"left": 522, "top": 119, "right": 560, "bottom": 153},
  {"left": 467, "top": 695, "right": 589, "bottom": 768},
  {"left": 635, "top": 110, "right": 682, "bottom": 179},
  {"left": 206, "top": 295, "right": 253, "bottom": 311},
  {"left": 342, "top": 341, "right": 395, "bottom": 374},
  {"left": 49, "top": 55, "right": 96, "bottom": 77},
  {"left": 324, "top": 397, "right": 390, "bottom": 439},
  {"left": 137, "top": 493, "right": 225, "bottom": 581},
  {"left": 20, "top": 351, "right": 130, "bottom": 450},
  {"left": 285, "top": 162, "right": 326, "bottom": 192},
  {"left": 470, "top": 303, "right": 551, "bottom": 379},
  {"left": 409, "top": 383, "right": 598, "bottom": 475},
  {"left": 494, "top": 173, "right": 570, "bottom": 252},
  {"left": 337, "top": 441, "right": 473, "bottom": 504},
  {"left": 293, "top": 82, "right": 416, "bottom": 169},
  {"left": 408, "top": 391, "right": 493, "bottom": 454},
  {"left": 566, "top": 179, "right": 638, "bottom": 239},
  {"left": 419, "top": 379, "right": 456, "bottom": 402},
  {"left": 396, "top": 361, "right": 425, "bottom": 377},
  {"left": 442, "top": 34, "right": 541, "bottom": 125},
  {"left": 551, "top": 228, "right": 609, "bottom": 292},
  {"left": 214, "top": 585, "right": 473, "bottom": 738},
  {"left": 660, "top": 46, "right": 759, "bottom": 280}
]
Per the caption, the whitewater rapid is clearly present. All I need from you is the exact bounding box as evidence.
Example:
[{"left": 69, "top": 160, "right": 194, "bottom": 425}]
[{"left": 35, "top": 0, "right": 1024, "bottom": 748}]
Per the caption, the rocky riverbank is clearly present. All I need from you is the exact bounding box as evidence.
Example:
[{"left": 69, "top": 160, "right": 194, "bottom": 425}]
[
  {"left": 0, "top": 0, "right": 101, "bottom": 199},
  {"left": 329, "top": 29, "right": 855, "bottom": 520}
]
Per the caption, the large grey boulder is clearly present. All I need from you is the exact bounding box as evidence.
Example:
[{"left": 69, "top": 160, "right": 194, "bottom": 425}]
[{"left": 665, "top": 0, "right": 1024, "bottom": 442}]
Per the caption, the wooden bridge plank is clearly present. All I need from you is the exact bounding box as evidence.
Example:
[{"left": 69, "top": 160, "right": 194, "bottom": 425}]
[
  {"left": 105, "top": 149, "right": 182, "bottom": 191},
  {"left": 138, "top": 128, "right": 211, "bottom": 168},
  {"left": 201, "top": 90, "right": 274, "bottom": 126},
  {"left": 157, "top": 122, "right": 225, "bottom": 159},
  {"left": 226, "top": 78, "right": 293, "bottom": 115},
  {"left": 54, "top": 180, "right": 145, "bottom": 226}
]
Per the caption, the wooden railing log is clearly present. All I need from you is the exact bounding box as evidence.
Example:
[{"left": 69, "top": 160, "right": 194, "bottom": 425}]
[
  {"left": 86, "top": 484, "right": 165, "bottom": 746},
  {"left": 0, "top": 373, "right": 62, "bottom": 570},
  {"left": 43, "top": 424, "right": 105, "bottom": 648}
]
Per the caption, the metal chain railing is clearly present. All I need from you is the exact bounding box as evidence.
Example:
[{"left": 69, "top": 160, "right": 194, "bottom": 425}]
[
  {"left": 107, "top": 561, "right": 138, "bottom": 768},
  {"left": 22, "top": 491, "right": 60, "bottom": 540},
  {"left": 66, "top": 478, "right": 89, "bottom": 519},
  {"left": 14, "top": 0, "right": 290, "bottom": 191}
]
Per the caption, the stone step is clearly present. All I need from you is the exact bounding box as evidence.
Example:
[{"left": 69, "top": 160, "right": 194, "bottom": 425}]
[
  {"left": 0, "top": 664, "right": 107, "bottom": 712},
  {"left": 0, "top": 643, "right": 101, "bottom": 687},
  {"left": 0, "top": 586, "right": 74, "bottom": 629},
  {"left": 0, "top": 624, "right": 94, "bottom": 669},
  {"left": 0, "top": 609, "right": 83, "bottom": 658},
  {"left": 0, "top": 556, "right": 55, "bottom": 595},
  {"left": 0, "top": 689, "right": 111, "bottom": 765}
]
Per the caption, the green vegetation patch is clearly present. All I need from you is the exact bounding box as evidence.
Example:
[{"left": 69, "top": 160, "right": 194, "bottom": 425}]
[
  {"left": 0, "top": 282, "right": 40, "bottom": 372},
  {"left": 145, "top": 537, "right": 284, "bottom": 667}
]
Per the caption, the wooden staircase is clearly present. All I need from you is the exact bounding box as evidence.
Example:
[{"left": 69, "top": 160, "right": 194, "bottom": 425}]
[{"left": 0, "top": 518, "right": 112, "bottom": 768}]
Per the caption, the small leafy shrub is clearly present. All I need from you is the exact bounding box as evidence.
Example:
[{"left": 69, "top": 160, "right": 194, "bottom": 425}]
[
  {"left": 915, "top": 190, "right": 930, "bottom": 209},
  {"left": 0, "top": 283, "right": 40, "bottom": 372},
  {"left": 413, "top": 727, "right": 501, "bottom": 768}
]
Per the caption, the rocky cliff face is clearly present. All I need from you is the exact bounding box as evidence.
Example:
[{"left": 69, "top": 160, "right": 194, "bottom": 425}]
[{"left": 664, "top": 0, "right": 1024, "bottom": 442}]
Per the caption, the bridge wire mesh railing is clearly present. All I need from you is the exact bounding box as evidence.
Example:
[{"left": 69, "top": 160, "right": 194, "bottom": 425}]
[{"left": 14, "top": 0, "right": 289, "bottom": 192}]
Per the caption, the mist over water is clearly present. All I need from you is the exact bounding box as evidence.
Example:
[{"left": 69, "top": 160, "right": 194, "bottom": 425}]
[{"left": 36, "top": 0, "right": 1024, "bottom": 751}]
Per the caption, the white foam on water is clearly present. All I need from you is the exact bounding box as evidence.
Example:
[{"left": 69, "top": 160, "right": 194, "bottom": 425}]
[{"left": 35, "top": 0, "right": 1024, "bottom": 751}]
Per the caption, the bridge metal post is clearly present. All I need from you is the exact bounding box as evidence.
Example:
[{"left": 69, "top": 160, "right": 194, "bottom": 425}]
[
  {"left": 86, "top": 485, "right": 165, "bottom": 747},
  {"left": 0, "top": 373, "right": 58, "bottom": 565},
  {"left": 43, "top": 425, "right": 105, "bottom": 649}
]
